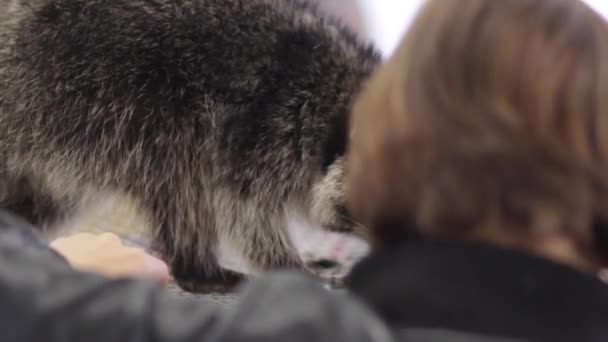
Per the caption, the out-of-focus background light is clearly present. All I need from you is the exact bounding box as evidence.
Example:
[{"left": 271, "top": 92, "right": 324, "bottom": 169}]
[{"left": 356, "top": 0, "right": 608, "bottom": 58}]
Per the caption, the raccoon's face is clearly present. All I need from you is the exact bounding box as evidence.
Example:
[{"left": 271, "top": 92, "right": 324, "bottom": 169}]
[{"left": 310, "top": 157, "right": 368, "bottom": 239}]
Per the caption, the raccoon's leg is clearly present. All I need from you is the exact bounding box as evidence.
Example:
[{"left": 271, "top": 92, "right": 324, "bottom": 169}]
[
  {"left": 225, "top": 208, "right": 346, "bottom": 287},
  {"left": 168, "top": 234, "right": 247, "bottom": 293},
  {"left": 0, "top": 168, "right": 11, "bottom": 206},
  {"left": 145, "top": 192, "right": 246, "bottom": 293},
  {"left": 223, "top": 209, "right": 305, "bottom": 273},
  {"left": 0, "top": 174, "right": 62, "bottom": 229}
]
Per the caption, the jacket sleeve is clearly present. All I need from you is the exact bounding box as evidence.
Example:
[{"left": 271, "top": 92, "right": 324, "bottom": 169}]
[{"left": 0, "top": 210, "right": 395, "bottom": 342}]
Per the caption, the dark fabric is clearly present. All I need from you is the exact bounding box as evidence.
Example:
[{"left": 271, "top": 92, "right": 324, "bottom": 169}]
[
  {"left": 400, "top": 329, "right": 524, "bottom": 342},
  {"left": 6, "top": 205, "right": 606, "bottom": 342},
  {"left": 346, "top": 239, "right": 608, "bottom": 342},
  {"left": 0, "top": 209, "right": 394, "bottom": 342}
]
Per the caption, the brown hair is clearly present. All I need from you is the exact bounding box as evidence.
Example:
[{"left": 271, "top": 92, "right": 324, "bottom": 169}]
[{"left": 346, "top": 0, "right": 608, "bottom": 263}]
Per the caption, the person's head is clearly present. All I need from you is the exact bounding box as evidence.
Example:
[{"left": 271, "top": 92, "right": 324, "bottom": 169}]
[{"left": 346, "top": 0, "right": 608, "bottom": 272}]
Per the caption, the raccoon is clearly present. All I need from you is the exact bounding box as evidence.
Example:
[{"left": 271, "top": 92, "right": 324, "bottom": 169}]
[{"left": 0, "top": 0, "right": 380, "bottom": 291}]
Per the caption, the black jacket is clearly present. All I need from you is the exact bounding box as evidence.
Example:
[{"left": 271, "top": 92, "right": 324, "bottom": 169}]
[
  {"left": 347, "top": 239, "right": 608, "bottom": 342},
  {"left": 0, "top": 210, "right": 394, "bottom": 342}
]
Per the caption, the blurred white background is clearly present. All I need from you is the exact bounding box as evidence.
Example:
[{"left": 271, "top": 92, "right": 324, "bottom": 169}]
[{"left": 351, "top": 0, "right": 608, "bottom": 58}]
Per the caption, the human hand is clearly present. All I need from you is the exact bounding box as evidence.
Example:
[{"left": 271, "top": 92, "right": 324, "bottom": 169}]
[{"left": 50, "top": 232, "right": 171, "bottom": 285}]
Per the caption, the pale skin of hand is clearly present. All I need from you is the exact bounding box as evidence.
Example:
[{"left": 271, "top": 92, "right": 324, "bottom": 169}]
[{"left": 49, "top": 232, "right": 171, "bottom": 285}]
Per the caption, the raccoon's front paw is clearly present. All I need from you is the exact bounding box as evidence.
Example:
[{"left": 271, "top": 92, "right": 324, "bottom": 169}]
[{"left": 174, "top": 269, "right": 247, "bottom": 294}]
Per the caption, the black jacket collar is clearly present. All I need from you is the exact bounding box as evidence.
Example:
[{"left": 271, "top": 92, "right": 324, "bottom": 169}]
[{"left": 346, "top": 239, "right": 608, "bottom": 342}]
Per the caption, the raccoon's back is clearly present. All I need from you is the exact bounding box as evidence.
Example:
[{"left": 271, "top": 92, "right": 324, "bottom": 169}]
[
  {"left": 0, "top": 0, "right": 379, "bottom": 190},
  {"left": 2, "top": 0, "right": 309, "bottom": 139}
]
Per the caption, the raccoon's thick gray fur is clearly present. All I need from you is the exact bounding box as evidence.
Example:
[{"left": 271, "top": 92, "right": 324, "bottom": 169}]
[{"left": 0, "top": 0, "right": 380, "bottom": 291}]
